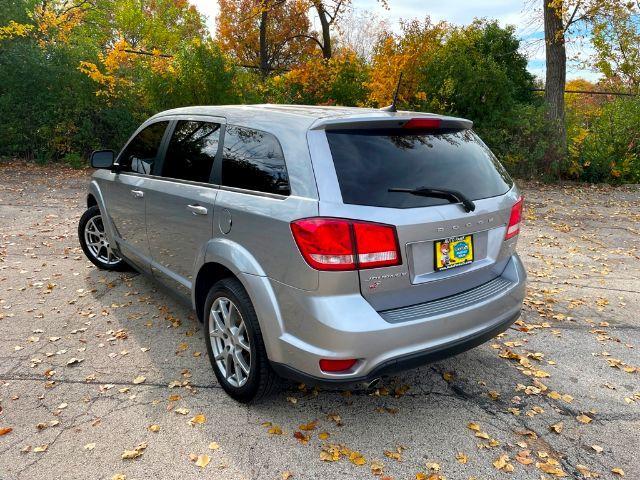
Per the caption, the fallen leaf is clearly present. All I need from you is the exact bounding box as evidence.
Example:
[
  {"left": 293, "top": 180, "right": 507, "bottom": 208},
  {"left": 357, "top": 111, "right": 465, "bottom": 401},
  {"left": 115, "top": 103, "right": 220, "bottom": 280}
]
[
  {"left": 175, "top": 408, "right": 189, "bottom": 415},
  {"left": 268, "top": 425, "right": 283, "bottom": 435},
  {"left": 536, "top": 459, "right": 567, "bottom": 477},
  {"left": 33, "top": 445, "right": 48, "bottom": 453},
  {"left": 294, "top": 431, "right": 310, "bottom": 444},
  {"left": 550, "top": 422, "right": 563, "bottom": 433},
  {"left": 132, "top": 375, "right": 146, "bottom": 385},
  {"left": 189, "top": 414, "right": 206, "bottom": 426},
  {"left": 111, "top": 475, "right": 126, "bottom": 480},
  {"left": 318, "top": 432, "right": 329, "bottom": 440},
  {"left": 148, "top": 424, "right": 160, "bottom": 432},
  {"left": 370, "top": 460, "right": 384, "bottom": 475},
  {"left": 591, "top": 445, "right": 603, "bottom": 453},
  {"left": 281, "top": 471, "right": 293, "bottom": 480},
  {"left": 0, "top": 427, "right": 13, "bottom": 436},
  {"left": 612, "top": 467, "right": 625, "bottom": 476},
  {"left": 298, "top": 420, "right": 317, "bottom": 431},
  {"left": 208, "top": 442, "right": 220, "bottom": 450},
  {"left": 425, "top": 462, "right": 440, "bottom": 471},
  {"left": 349, "top": 451, "right": 366, "bottom": 466},
  {"left": 493, "top": 454, "right": 513, "bottom": 472},
  {"left": 121, "top": 442, "right": 147, "bottom": 460},
  {"left": 467, "top": 422, "right": 481, "bottom": 431},
  {"left": 84, "top": 443, "right": 96, "bottom": 450},
  {"left": 195, "top": 454, "right": 210, "bottom": 469},
  {"left": 456, "top": 452, "right": 468, "bottom": 464},
  {"left": 576, "top": 414, "right": 592, "bottom": 424}
]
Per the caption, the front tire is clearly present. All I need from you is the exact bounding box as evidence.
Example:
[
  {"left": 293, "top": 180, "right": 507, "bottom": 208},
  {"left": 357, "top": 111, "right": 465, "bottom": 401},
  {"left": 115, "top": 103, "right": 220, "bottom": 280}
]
[
  {"left": 203, "top": 278, "right": 279, "bottom": 402},
  {"left": 78, "top": 205, "right": 127, "bottom": 271}
]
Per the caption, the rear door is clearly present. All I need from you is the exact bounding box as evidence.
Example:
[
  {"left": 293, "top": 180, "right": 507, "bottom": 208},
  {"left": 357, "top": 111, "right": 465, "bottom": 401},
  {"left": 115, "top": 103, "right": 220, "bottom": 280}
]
[
  {"left": 145, "top": 118, "right": 223, "bottom": 300},
  {"left": 318, "top": 125, "right": 518, "bottom": 311},
  {"left": 108, "top": 120, "right": 170, "bottom": 272}
]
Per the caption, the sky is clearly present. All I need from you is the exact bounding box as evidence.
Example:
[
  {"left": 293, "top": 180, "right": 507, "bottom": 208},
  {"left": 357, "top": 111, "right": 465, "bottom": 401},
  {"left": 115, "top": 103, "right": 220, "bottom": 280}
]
[{"left": 189, "top": 0, "right": 599, "bottom": 81}]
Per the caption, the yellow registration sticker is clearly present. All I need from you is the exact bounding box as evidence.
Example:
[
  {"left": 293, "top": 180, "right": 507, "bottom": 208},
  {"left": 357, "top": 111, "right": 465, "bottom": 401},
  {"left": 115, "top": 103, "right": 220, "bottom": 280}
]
[{"left": 434, "top": 235, "right": 474, "bottom": 271}]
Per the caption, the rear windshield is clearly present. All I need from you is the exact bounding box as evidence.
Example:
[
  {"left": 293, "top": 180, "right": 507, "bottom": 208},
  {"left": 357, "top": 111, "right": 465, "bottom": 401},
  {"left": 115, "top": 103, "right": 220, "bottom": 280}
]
[{"left": 326, "top": 129, "right": 512, "bottom": 208}]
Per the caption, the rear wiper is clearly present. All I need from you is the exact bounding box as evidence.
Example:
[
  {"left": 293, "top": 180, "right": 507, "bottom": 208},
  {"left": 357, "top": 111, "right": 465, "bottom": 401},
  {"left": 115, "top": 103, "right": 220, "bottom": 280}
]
[{"left": 388, "top": 186, "right": 476, "bottom": 212}]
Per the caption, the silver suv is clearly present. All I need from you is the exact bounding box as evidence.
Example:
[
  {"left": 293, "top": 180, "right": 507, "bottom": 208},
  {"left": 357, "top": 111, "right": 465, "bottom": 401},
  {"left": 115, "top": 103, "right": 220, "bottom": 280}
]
[{"left": 79, "top": 105, "right": 526, "bottom": 402}]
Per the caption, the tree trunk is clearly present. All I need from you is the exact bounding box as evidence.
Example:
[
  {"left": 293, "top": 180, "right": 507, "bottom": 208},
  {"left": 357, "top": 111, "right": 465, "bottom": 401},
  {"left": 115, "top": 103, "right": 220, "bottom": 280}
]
[
  {"left": 543, "top": 0, "right": 567, "bottom": 160},
  {"left": 313, "top": 1, "right": 332, "bottom": 59},
  {"left": 259, "top": 8, "right": 269, "bottom": 78}
]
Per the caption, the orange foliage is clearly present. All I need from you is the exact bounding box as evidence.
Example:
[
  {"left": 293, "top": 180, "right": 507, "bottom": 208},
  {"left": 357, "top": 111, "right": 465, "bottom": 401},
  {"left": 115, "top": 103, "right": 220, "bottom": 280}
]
[
  {"left": 274, "top": 49, "right": 367, "bottom": 105},
  {"left": 367, "top": 18, "right": 447, "bottom": 107},
  {"left": 217, "top": 0, "right": 314, "bottom": 72}
]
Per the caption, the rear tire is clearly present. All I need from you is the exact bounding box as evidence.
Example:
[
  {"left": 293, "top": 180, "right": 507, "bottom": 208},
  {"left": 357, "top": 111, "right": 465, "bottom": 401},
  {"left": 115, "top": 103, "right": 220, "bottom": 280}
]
[
  {"left": 78, "top": 205, "right": 128, "bottom": 271},
  {"left": 203, "top": 277, "right": 279, "bottom": 402}
]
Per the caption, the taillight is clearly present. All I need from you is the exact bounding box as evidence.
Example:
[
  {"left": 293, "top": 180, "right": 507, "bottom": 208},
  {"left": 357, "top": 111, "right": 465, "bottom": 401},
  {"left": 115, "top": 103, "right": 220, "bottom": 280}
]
[
  {"left": 291, "top": 218, "right": 401, "bottom": 271},
  {"left": 403, "top": 118, "right": 441, "bottom": 129},
  {"left": 505, "top": 197, "right": 523, "bottom": 240}
]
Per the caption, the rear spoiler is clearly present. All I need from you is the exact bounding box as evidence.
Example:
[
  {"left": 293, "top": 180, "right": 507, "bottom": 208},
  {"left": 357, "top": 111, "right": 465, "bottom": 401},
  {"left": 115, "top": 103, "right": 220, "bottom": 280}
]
[{"left": 309, "top": 115, "right": 473, "bottom": 131}]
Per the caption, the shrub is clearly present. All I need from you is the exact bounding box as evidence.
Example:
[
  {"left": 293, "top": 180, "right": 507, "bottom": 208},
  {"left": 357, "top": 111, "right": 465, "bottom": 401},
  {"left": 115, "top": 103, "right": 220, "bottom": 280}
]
[
  {"left": 575, "top": 98, "right": 640, "bottom": 183},
  {"left": 267, "top": 50, "right": 370, "bottom": 106}
]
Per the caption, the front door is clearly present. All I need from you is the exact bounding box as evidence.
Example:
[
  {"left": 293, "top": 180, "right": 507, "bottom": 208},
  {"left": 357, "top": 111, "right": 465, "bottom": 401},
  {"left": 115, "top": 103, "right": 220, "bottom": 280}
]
[
  {"left": 145, "top": 119, "right": 222, "bottom": 299},
  {"left": 105, "top": 120, "right": 170, "bottom": 272}
]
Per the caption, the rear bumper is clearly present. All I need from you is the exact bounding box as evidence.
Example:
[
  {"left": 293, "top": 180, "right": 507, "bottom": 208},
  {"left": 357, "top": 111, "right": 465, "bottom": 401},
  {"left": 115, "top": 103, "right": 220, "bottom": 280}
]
[
  {"left": 272, "top": 309, "right": 520, "bottom": 386},
  {"left": 254, "top": 253, "right": 526, "bottom": 384}
]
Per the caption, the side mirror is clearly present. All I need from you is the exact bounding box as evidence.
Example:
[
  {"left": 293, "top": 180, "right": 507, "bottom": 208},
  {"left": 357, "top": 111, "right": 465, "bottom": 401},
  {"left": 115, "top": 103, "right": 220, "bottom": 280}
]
[{"left": 90, "top": 150, "right": 115, "bottom": 169}]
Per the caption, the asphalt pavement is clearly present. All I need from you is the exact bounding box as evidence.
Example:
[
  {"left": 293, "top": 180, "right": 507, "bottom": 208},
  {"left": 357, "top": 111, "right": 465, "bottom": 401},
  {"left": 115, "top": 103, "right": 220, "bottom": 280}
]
[{"left": 1, "top": 161, "right": 638, "bottom": 480}]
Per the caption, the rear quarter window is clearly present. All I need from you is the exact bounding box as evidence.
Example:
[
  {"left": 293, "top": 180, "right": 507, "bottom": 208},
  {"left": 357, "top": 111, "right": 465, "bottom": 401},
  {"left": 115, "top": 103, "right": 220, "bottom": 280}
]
[
  {"left": 326, "top": 129, "right": 512, "bottom": 208},
  {"left": 221, "top": 125, "right": 290, "bottom": 195}
]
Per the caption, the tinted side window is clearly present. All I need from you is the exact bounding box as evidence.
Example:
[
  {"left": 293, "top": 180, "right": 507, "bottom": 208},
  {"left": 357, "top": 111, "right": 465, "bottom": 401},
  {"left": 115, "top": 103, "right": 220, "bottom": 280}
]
[
  {"left": 161, "top": 121, "right": 221, "bottom": 183},
  {"left": 221, "top": 125, "right": 289, "bottom": 195},
  {"left": 118, "top": 121, "right": 168, "bottom": 174}
]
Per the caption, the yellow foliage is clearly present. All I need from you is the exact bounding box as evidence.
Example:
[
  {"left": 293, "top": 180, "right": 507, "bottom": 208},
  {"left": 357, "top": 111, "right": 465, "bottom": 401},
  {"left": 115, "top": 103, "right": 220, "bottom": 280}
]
[
  {"left": 277, "top": 49, "right": 365, "bottom": 105},
  {"left": 33, "top": 2, "right": 85, "bottom": 45},
  {"left": 0, "top": 21, "right": 34, "bottom": 40},
  {"left": 367, "top": 19, "right": 447, "bottom": 108}
]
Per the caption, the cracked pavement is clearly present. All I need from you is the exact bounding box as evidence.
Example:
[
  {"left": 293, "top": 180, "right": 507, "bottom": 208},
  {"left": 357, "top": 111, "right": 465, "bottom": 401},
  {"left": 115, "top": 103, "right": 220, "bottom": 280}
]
[{"left": 1, "top": 161, "right": 639, "bottom": 479}]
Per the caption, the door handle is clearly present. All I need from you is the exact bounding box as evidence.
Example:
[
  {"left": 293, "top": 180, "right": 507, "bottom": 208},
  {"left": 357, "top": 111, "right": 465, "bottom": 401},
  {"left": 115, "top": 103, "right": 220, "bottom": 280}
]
[
  {"left": 131, "top": 190, "right": 144, "bottom": 198},
  {"left": 187, "top": 204, "right": 208, "bottom": 215}
]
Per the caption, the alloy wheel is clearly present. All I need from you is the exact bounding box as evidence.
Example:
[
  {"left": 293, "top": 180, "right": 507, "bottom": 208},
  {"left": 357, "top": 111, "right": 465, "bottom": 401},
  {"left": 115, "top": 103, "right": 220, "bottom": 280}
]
[
  {"left": 83, "top": 214, "right": 121, "bottom": 265},
  {"left": 209, "top": 297, "right": 252, "bottom": 388}
]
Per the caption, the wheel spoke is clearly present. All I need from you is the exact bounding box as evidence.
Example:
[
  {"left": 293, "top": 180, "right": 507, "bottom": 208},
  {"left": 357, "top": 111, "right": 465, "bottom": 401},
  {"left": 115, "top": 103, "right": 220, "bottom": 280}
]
[
  {"left": 220, "top": 300, "right": 232, "bottom": 328},
  {"left": 224, "top": 350, "right": 233, "bottom": 380},
  {"left": 234, "top": 350, "right": 250, "bottom": 375},
  {"left": 238, "top": 337, "right": 250, "bottom": 352}
]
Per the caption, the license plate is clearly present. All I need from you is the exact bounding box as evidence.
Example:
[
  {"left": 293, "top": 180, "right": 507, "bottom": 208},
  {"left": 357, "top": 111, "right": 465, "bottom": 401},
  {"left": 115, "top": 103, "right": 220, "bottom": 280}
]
[{"left": 434, "top": 235, "right": 474, "bottom": 271}]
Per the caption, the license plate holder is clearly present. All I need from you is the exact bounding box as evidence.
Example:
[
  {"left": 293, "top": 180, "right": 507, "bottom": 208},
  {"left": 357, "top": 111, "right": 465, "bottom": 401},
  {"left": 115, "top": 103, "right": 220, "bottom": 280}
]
[{"left": 434, "top": 235, "right": 474, "bottom": 271}]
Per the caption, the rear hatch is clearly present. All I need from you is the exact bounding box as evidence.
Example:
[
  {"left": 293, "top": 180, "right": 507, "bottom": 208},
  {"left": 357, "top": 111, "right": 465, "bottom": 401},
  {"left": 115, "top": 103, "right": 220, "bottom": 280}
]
[{"left": 320, "top": 117, "right": 518, "bottom": 311}]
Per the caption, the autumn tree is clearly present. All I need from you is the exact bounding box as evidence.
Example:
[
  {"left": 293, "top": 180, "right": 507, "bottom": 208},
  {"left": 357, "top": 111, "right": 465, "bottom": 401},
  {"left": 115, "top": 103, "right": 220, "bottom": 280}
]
[
  {"left": 267, "top": 48, "right": 369, "bottom": 105},
  {"left": 367, "top": 18, "right": 447, "bottom": 108},
  {"left": 591, "top": 3, "right": 640, "bottom": 90},
  {"left": 541, "top": 0, "right": 638, "bottom": 155},
  {"left": 217, "top": 0, "right": 313, "bottom": 77}
]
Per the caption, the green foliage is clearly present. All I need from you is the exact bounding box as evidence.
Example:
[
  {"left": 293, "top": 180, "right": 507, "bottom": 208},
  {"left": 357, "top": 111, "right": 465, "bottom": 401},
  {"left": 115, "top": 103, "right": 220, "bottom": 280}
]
[
  {"left": 409, "top": 20, "right": 549, "bottom": 177},
  {"left": 62, "top": 151, "right": 85, "bottom": 169},
  {"left": 143, "top": 40, "right": 242, "bottom": 112},
  {"left": 570, "top": 98, "right": 640, "bottom": 183},
  {"left": 417, "top": 20, "right": 536, "bottom": 125}
]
